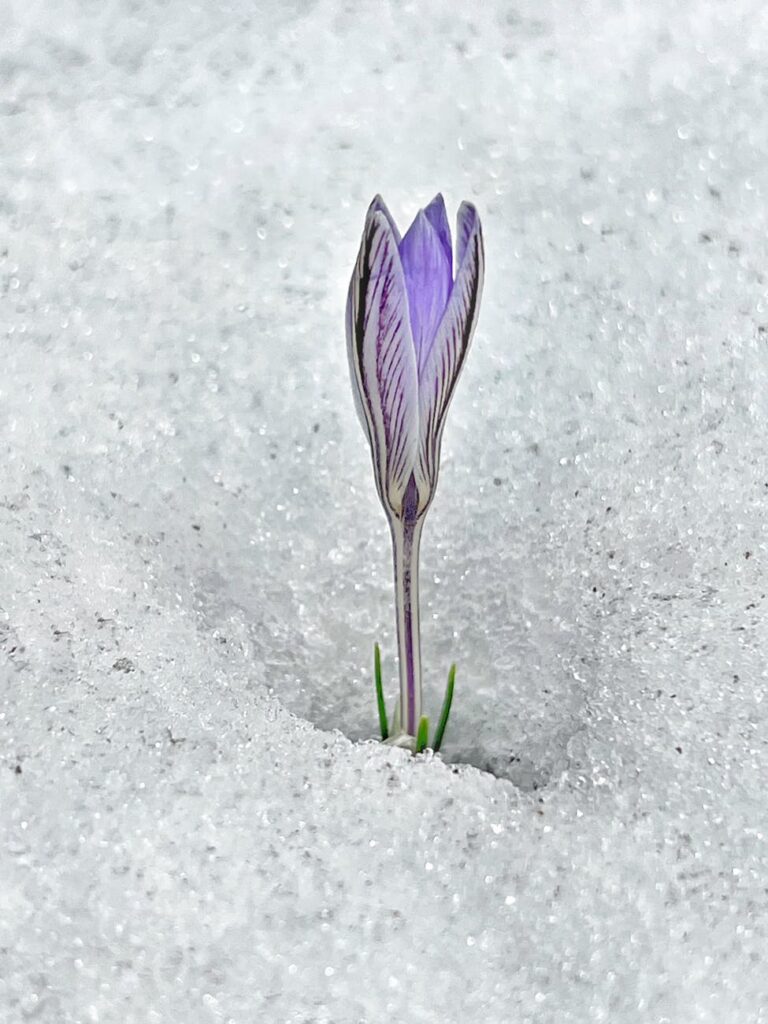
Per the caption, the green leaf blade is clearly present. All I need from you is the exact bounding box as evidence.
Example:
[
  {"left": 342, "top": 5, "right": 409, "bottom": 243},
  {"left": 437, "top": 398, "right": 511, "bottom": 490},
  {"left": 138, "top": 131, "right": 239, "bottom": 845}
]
[
  {"left": 432, "top": 663, "right": 456, "bottom": 753},
  {"left": 374, "top": 643, "right": 389, "bottom": 740},
  {"left": 415, "top": 715, "right": 430, "bottom": 754}
]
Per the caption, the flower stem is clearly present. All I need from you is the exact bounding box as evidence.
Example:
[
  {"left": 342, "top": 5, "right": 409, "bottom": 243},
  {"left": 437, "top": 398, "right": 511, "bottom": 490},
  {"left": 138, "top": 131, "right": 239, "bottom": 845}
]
[{"left": 390, "top": 514, "right": 424, "bottom": 738}]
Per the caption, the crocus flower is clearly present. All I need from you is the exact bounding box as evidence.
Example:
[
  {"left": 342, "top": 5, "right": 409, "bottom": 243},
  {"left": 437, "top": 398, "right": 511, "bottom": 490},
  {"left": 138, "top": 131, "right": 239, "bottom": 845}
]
[{"left": 346, "top": 194, "right": 484, "bottom": 745}]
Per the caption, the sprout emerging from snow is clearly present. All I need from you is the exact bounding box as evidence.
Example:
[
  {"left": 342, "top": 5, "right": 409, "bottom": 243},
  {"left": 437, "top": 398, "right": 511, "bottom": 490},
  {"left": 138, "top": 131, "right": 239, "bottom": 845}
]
[{"left": 346, "top": 194, "right": 484, "bottom": 750}]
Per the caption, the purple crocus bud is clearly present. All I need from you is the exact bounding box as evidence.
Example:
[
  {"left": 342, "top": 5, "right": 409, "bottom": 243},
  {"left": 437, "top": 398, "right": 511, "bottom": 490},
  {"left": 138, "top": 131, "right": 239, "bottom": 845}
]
[{"left": 346, "top": 194, "right": 484, "bottom": 743}]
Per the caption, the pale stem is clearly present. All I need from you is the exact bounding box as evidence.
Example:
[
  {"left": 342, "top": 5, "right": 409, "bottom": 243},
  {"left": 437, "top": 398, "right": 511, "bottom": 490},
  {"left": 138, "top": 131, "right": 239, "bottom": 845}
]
[{"left": 390, "top": 515, "right": 424, "bottom": 737}]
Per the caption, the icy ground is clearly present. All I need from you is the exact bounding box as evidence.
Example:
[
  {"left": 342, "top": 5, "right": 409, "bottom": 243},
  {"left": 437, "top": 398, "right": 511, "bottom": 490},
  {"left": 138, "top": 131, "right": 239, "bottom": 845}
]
[{"left": 2, "top": 0, "right": 768, "bottom": 1020}]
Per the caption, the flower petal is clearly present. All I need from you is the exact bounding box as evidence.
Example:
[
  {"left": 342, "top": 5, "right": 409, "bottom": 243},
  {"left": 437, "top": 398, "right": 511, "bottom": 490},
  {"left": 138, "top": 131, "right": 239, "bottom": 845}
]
[
  {"left": 367, "top": 194, "right": 402, "bottom": 244},
  {"left": 455, "top": 199, "right": 478, "bottom": 268},
  {"left": 346, "top": 209, "right": 421, "bottom": 515},
  {"left": 416, "top": 201, "right": 484, "bottom": 507},
  {"left": 398, "top": 210, "right": 452, "bottom": 361},
  {"left": 423, "top": 193, "right": 452, "bottom": 277}
]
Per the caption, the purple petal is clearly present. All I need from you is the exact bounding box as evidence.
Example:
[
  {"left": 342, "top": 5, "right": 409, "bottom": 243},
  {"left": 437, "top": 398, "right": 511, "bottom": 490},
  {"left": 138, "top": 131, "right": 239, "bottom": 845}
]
[
  {"left": 346, "top": 209, "right": 425, "bottom": 516},
  {"left": 416, "top": 202, "right": 484, "bottom": 509},
  {"left": 423, "top": 194, "right": 452, "bottom": 277},
  {"left": 398, "top": 210, "right": 452, "bottom": 360}
]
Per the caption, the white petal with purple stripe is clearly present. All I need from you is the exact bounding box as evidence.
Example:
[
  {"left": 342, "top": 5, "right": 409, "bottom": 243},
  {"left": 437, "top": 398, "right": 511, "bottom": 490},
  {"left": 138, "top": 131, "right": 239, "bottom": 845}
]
[{"left": 346, "top": 208, "right": 422, "bottom": 516}]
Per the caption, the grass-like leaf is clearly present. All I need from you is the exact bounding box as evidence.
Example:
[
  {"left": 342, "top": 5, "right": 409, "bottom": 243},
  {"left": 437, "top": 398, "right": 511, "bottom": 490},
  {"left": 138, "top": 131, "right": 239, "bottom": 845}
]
[
  {"left": 374, "top": 642, "right": 388, "bottom": 740},
  {"left": 432, "top": 663, "right": 456, "bottom": 753},
  {"left": 390, "top": 697, "right": 401, "bottom": 737},
  {"left": 415, "top": 715, "right": 430, "bottom": 753}
]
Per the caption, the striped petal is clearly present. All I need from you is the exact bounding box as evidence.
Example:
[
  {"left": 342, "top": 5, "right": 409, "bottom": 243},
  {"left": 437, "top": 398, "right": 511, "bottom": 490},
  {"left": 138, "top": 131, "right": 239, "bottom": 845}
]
[
  {"left": 416, "top": 202, "right": 484, "bottom": 507},
  {"left": 346, "top": 208, "right": 421, "bottom": 516},
  {"left": 368, "top": 194, "right": 402, "bottom": 245},
  {"left": 455, "top": 198, "right": 477, "bottom": 268}
]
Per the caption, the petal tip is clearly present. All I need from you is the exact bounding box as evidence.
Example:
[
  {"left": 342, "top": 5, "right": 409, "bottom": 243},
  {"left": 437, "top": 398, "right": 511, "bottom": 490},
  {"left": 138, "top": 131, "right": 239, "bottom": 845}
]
[
  {"left": 457, "top": 200, "right": 480, "bottom": 226},
  {"left": 456, "top": 201, "right": 482, "bottom": 268},
  {"left": 425, "top": 192, "right": 447, "bottom": 213},
  {"left": 366, "top": 194, "right": 401, "bottom": 243}
]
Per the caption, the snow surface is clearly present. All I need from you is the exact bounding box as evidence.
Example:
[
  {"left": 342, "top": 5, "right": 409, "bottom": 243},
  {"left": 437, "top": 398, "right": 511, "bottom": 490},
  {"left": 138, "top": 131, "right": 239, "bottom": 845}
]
[{"left": 2, "top": 0, "right": 768, "bottom": 1020}]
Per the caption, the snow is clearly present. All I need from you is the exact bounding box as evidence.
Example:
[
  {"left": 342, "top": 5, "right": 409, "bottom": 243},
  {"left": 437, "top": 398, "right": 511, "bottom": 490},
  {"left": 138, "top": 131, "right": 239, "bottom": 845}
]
[{"left": 2, "top": 0, "right": 768, "bottom": 1020}]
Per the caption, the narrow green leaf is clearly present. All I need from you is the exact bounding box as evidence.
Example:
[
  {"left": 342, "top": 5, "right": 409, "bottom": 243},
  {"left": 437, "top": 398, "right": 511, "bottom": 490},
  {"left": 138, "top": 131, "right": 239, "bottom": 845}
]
[
  {"left": 415, "top": 715, "right": 429, "bottom": 754},
  {"left": 390, "top": 697, "right": 401, "bottom": 737},
  {"left": 432, "top": 663, "right": 456, "bottom": 753},
  {"left": 374, "top": 642, "right": 388, "bottom": 740}
]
